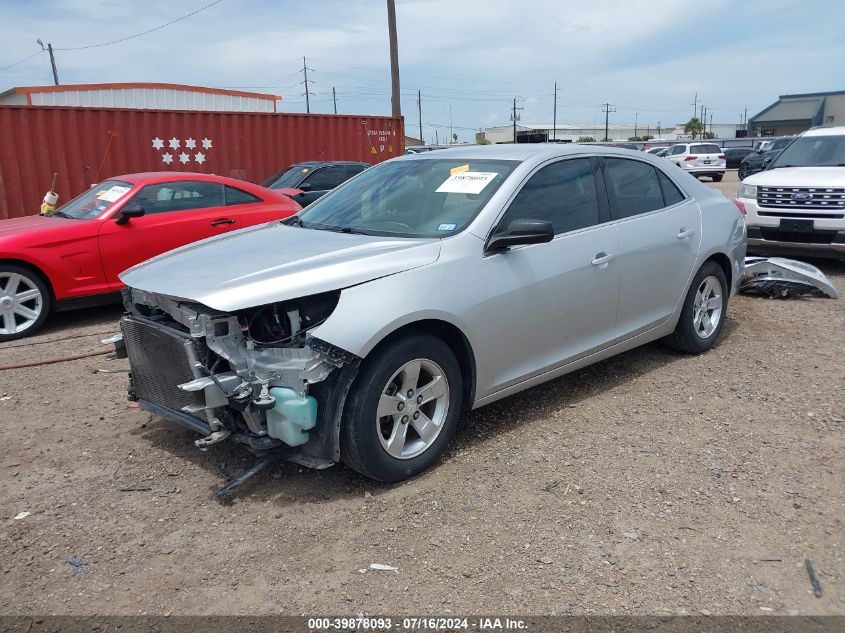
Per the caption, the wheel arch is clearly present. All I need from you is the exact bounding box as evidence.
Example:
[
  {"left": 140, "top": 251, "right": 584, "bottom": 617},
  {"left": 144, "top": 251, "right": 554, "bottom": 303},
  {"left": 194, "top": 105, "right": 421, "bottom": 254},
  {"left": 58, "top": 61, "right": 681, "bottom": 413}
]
[
  {"left": 703, "top": 251, "right": 732, "bottom": 291},
  {"left": 364, "top": 318, "right": 477, "bottom": 412},
  {"left": 0, "top": 258, "right": 56, "bottom": 305}
]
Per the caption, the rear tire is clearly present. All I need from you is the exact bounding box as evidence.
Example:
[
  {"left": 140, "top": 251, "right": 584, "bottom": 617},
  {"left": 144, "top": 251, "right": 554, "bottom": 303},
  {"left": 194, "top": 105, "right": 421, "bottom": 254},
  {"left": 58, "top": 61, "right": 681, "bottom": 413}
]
[
  {"left": 738, "top": 165, "right": 748, "bottom": 180},
  {"left": 341, "top": 334, "right": 463, "bottom": 482},
  {"left": 0, "top": 264, "right": 51, "bottom": 342},
  {"left": 712, "top": 174, "right": 723, "bottom": 182},
  {"left": 664, "top": 261, "right": 728, "bottom": 354}
]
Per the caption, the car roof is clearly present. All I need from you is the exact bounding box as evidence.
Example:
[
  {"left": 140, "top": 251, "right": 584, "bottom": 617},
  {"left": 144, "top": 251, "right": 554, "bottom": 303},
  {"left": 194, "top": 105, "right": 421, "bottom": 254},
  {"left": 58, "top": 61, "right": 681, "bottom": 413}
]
[
  {"left": 290, "top": 160, "right": 370, "bottom": 167},
  {"left": 111, "top": 172, "right": 249, "bottom": 185},
  {"left": 392, "top": 143, "right": 638, "bottom": 163},
  {"left": 803, "top": 126, "right": 845, "bottom": 137}
]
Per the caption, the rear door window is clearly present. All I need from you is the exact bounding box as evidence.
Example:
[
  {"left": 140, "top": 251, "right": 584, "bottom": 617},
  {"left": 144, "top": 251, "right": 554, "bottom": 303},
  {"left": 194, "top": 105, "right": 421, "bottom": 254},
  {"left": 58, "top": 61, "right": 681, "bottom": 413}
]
[
  {"left": 224, "top": 186, "right": 262, "bottom": 205},
  {"left": 602, "top": 158, "right": 665, "bottom": 219},
  {"left": 302, "top": 166, "right": 346, "bottom": 190},
  {"left": 671, "top": 145, "right": 686, "bottom": 155},
  {"left": 657, "top": 171, "right": 685, "bottom": 206}
]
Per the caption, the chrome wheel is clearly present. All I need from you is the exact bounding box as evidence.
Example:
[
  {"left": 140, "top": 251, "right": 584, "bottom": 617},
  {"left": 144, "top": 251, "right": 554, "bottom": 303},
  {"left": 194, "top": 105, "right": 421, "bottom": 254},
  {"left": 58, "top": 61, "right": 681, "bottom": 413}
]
[
  {"left": 376, "top": 358, "right": 450, "bottom": 460},
  {"left": 0, "top": 271, "right": 44, "bottom": 336},
  {"left": 693, "top": 275, "right": 722, "bottom": 339}
]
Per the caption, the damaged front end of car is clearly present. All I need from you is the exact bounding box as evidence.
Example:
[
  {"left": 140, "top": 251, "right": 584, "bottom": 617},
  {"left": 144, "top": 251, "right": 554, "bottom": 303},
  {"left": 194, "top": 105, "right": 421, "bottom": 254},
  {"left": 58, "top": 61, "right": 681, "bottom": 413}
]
[{"left": 110, "top": 287, "right": 360, "bottom": 498}]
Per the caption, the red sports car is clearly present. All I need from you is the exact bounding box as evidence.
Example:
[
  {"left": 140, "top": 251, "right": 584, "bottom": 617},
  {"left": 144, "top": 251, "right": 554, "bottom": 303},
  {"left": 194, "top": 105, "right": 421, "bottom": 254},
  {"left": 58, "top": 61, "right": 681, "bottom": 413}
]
[{"left": 0, "top": 172, "right": 301, "bottom": 340}]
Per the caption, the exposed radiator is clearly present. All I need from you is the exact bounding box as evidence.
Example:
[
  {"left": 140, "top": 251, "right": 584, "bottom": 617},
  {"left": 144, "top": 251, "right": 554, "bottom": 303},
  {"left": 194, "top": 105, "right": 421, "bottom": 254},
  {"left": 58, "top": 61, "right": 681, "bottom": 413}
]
[{"left": 121, "top": 315, "right": 207, "bottom": 420}]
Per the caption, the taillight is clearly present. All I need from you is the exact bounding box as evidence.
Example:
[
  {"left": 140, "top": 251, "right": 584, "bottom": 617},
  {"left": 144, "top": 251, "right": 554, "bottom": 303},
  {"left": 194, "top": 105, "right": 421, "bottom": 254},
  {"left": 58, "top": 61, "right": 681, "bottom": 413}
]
[
  {"left": 718, "top": 154, "right": 726, "bottom": 159},
  {"left": 732, "top": 199, "right": 746, "bottom": 216},
  {"left": 684, "top": 155, "right": 698, "bottom": 161}
]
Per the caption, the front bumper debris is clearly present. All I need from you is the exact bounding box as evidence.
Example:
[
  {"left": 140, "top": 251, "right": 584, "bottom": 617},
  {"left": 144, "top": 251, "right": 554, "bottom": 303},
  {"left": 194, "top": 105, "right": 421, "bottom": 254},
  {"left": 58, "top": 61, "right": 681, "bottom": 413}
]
[{"left": 740, "top": 256, "right": 841, "bottom": 299}]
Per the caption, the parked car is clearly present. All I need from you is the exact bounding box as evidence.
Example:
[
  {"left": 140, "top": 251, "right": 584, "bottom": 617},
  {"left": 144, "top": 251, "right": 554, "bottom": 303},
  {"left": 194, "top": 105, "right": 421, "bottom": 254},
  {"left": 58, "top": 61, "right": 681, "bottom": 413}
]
[
  {"left": 115, "top": 145, "right": 746, "bottom": 485},
  {"left": 645, "top": 146, "right": 670, "bottom": 156},
  {"left": 738, "top": 137, "right": 794, "bottom": 180},
  {"left": 0, "top": 172, "right": 300, "bottom": 341},
  {"left": 723, "top": 147, "right": 755, "bottom": 169},
  {"left": 261, "top": 161, "right": 370, "bottom": 206},
  {"left": 664, "top": 143, "right": 726, "bottom": 181},
  {"left": 737, "top": 126, "right": 845, "bottom": 259}
]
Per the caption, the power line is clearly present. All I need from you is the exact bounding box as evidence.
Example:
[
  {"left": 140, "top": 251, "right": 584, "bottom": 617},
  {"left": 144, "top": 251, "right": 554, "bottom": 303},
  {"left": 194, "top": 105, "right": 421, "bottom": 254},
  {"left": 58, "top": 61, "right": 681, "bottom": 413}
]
[
  {"left": 0, "top": 50, "right": 43, "bottom": 72},
  {"left": 55, "top": 0, "right": 224, "bottom": 51}
]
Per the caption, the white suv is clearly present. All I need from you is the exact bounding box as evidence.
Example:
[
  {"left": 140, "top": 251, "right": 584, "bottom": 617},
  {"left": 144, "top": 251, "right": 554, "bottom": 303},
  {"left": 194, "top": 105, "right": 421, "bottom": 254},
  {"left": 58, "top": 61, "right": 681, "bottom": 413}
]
[
  {"left": 664, "top": 142, "right": 726, "bottom": 181},
  {"left": 737, "top": 126, "right": 845, "bottom": 259}
]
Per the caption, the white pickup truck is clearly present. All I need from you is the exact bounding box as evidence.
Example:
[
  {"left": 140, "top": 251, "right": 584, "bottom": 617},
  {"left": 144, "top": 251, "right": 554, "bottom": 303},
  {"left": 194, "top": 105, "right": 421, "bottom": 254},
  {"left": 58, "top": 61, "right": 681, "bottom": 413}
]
[{"left": 737, "top": 126, "right": 845, "bottom": 258}]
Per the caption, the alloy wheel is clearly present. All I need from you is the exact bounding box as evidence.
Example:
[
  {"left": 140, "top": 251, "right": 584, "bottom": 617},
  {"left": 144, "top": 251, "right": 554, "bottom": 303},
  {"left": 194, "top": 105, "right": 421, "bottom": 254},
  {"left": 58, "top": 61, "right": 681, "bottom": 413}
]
[
  {"left": 692, "top": 275, "right": 723, "bottom": 339},
  {"left": 376, "top": 358, "right": 450, "bottom": 460},
  {"left": 0, "top": 272, "right": 44, "bottom": 336}
]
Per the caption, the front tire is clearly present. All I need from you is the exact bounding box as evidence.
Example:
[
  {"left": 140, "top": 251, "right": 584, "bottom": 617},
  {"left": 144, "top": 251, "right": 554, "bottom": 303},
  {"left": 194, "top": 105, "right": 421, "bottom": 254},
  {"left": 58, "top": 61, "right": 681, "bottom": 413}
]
[
  {"left": 341, "top": 334, "right": 463, "bottom": 482},
  {"left": 0, "top": 265, "right": 51, "bottom": 342},
  {"left": 712, "top": 173, "right": 723, "bottom": 182},
  {"left": 664, "top": 261, "right": 728, "bottom": 354},
  {"left": 738, "top": 165, "right": 748, "bottom": 180}
]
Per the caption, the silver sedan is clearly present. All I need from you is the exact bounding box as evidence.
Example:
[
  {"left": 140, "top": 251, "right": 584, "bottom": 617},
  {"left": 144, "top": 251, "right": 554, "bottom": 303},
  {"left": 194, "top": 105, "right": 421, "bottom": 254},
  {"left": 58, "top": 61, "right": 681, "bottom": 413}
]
[{"left": 117, "top": 144, "right": 747, "bottom": 485}]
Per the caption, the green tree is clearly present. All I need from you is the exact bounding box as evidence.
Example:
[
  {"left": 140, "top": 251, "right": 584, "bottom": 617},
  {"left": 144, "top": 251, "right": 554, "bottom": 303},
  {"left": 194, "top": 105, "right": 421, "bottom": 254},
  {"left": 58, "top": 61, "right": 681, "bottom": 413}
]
[
  {"left": 577, "top": 136, "right": 595, "bottom": 143},
  {"left": 683, "top": 117, "right": 704, "bottom": 137},
  {"left": 703, "top": 131, "right": 716, "bottom": 139}
]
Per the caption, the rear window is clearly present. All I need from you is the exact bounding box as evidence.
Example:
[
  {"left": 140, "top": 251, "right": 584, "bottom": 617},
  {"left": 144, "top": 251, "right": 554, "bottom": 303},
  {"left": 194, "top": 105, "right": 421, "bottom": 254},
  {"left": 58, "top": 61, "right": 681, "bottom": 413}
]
[{"left": 690, "top": 144, "right": 721, "bottom": 155}]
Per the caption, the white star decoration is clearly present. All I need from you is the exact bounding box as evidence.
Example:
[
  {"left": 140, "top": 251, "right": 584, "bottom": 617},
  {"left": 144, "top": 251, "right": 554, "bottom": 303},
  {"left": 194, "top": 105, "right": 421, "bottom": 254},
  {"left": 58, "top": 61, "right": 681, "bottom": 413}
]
[
  {"left": 201, "top": 138, "right": 212, "bottom": 149},
  {"left": 194, "top": 152, "right": 206, "bottom": 165},
  {"left": 185, "top": 138, "right": 196, "bottom": 149},
  {"left": 151, "top": 137, "right": 164, "bottom": 150},
  {"left": 161, "top": 152, "right": 173, "bottom": 165},
  {"left": 178, "top": 152, "right": 190, "bottom": 164},
  {"left": 169, "top": 137, "right": 180, "bottom": 150}
]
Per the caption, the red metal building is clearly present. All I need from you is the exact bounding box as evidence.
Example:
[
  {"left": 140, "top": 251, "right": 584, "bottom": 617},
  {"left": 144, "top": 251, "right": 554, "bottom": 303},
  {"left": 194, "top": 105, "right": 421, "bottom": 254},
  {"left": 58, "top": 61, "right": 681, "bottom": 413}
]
[{"left": 0, "top": 104, "right": 403, "bottom": 219}]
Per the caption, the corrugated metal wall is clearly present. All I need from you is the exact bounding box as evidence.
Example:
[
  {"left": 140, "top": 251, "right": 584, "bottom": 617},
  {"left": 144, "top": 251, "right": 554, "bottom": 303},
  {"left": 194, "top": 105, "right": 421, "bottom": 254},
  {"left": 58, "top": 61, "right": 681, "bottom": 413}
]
[
  {"left": 28, "top": 87, "right": 277, "bottom": 112},
  {"left": 0, "top": 106, "right": 403, "bottom": 219}
]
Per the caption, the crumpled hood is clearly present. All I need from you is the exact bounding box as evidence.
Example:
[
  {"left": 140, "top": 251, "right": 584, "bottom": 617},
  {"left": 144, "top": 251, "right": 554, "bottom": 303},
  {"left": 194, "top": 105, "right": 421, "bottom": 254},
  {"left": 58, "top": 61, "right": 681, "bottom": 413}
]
[
  {"left": 120, "top": 222, "right": 441, "bottom": 312},
  {"left": 745, "top": 166, "right": 845, "bottom": 187}
]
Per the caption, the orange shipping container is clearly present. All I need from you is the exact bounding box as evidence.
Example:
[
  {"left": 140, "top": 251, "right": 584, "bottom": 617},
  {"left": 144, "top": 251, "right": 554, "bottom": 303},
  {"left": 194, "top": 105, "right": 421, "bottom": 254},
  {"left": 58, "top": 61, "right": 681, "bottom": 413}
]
[{"left": 0, "top": 105, "right": 403, "bottom": 219}]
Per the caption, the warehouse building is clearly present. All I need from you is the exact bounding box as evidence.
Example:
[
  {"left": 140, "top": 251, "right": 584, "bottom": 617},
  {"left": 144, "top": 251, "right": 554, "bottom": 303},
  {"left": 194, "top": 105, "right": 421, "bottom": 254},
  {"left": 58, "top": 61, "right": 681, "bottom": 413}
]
[
  {"left": 478, "top": 121, "right": 744, "bottom": 144},
  {"left": 748, "top": 90, "right": 845, "bottom": 137},
  {"left": 0, "top": 82, "right": 281, "bottom": 112}
]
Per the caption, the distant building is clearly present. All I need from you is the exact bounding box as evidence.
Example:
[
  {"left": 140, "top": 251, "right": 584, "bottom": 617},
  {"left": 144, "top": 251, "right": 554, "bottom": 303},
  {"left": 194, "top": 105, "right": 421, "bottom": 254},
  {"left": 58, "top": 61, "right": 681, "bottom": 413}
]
[
  {"left": 404, "top": 134, "right": 423, "bottom": 147},
  {"left": 478, "top": 121, "right": 744, "bottom": 144},
  {"left": 0, "top": 82, "right": 282, "bottom": 112},
  {"left": 748, "top": 90, "right": 845, "bottom": 136}
]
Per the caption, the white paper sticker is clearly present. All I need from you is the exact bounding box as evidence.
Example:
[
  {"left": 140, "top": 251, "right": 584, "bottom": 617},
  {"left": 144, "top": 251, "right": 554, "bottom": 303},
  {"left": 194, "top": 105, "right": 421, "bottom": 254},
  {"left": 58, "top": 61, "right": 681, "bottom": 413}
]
[
  {"left": 97, "top": 185, "right": 131, "bottom": 203},
  {"left": 435, "top": 172, "right": 498, "bottom": 195},
  {"left": 437, "top": 223, "right": 457, "bottom": 231}
]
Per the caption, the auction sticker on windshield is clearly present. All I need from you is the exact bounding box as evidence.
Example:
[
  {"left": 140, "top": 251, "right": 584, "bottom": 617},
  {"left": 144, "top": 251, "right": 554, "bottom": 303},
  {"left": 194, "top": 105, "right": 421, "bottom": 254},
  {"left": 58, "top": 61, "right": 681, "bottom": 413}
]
[
  {"left": 97, "top": 185, "right": 132, "bottom": 203},
  {"left": 436, "top": 171, "right": 498, "bottom": 194}
]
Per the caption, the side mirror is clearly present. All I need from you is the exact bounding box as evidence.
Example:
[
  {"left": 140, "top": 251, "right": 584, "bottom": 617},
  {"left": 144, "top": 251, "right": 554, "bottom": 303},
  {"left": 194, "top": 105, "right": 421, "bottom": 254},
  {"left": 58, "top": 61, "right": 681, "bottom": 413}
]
[
  {"left": 115, "top": 203, "right": 145, "bottom": 225},
  {"left": 297, "top": 182, "right": 313, "bottom": 191},
  {"left": 486, "top": 219, "right": 555, "bottom": 253}
]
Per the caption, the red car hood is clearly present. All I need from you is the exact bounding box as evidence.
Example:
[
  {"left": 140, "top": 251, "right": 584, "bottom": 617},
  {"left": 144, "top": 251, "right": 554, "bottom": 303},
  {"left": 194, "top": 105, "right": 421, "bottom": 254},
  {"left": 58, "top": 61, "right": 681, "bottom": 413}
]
[{"left": 0, "top": 214, "right": 84, "bottom": 238}]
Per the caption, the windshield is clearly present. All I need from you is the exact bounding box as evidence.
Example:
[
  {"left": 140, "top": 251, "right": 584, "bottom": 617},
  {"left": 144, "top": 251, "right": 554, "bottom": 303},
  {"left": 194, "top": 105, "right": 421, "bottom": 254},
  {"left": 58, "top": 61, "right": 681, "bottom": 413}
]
[
  {"left": 262, "top": 165, "right": 312, "bottom": 189},
  {"left": 769, "top": 135, "right": 845, "bottom": 168},
  {"left": 52, "top": 180, "right": 134, "bottom": 219},
  {"left": 297, "top": 158, "right": 518, "bottom": 238}
]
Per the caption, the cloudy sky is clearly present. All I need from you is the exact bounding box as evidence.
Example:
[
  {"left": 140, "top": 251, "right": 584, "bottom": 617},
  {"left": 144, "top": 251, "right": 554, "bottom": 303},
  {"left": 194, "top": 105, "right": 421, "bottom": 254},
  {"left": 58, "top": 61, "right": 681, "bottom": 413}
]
[{"left": 1, "top": 0, "right": 843, "bottom": 143}]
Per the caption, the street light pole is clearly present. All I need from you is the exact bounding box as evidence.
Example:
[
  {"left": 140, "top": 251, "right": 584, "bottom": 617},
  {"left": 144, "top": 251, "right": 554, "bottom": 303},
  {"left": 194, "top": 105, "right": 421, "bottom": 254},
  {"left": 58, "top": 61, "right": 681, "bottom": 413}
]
[{"left": 386, "top": 0, "right": 401, "bottom": 118}]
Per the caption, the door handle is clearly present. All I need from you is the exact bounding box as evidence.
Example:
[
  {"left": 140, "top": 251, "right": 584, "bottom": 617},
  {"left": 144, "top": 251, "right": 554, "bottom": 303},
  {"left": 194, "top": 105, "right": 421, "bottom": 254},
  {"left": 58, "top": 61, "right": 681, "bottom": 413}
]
[
  {"left": 677, "top": 228, "right": 695, "bottom": 239},
  {"left": 591, "top": 252, "right": 615, "bottom": 266},
  {"left": 210, "top": 218, "right": 236, "bottom": 226}
]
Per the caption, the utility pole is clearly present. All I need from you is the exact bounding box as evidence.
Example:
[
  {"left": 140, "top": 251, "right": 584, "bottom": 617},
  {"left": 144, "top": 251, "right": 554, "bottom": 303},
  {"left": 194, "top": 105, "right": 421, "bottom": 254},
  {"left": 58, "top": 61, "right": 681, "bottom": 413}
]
[
  {"left": 634, "top": 112, "right": 638, "bottom": 139},
  {"left": 417, "top": 89, "right": 422, "bottom": 145},
  {"left": 511, "top": 97, "right": 523, "bottom": 143},
  {"left": 47, "top": 43, "right": 59, "bottom": 85},
  {"left": 435, "top": 129, "right": 439, "bottom": 145},
  {"left": 709, "top": 113, "right": 713, "bottom": 137},
  {"left": 37, "top": 40, "right": 59, "bottom": 85},
  {"left": 301, "top": 56, "right": 313, "bottom": 114},
  {"left": 692, "top": 92, "right": 698, "bottom": 121},
  {"left": 386, "top": 0, "right": 401, "bottom": 118},
  {"left": 700, "top": 105, "right": 705, "bottom": 139},
  {"left": 657, "top": 121, "right": 662, "bottom": 137},
  {"left": 449, "top": 104, "right": 453, "bottom": 144},
  {"left": 552, "top": 81, "right": 557, "bottom": 141},
  {"left": 332, "top": 86, "right": 337, "bottom": 114},
  {"left": 601, "top": 103, "right": 616, "bottom": 141}
]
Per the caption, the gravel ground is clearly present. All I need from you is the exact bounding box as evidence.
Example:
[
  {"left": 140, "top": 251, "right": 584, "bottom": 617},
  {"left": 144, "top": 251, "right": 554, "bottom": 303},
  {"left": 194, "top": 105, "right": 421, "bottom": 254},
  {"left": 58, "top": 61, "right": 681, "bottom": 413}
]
[{"left": 1, "top": 171, "right": 843, "bottom": 616}]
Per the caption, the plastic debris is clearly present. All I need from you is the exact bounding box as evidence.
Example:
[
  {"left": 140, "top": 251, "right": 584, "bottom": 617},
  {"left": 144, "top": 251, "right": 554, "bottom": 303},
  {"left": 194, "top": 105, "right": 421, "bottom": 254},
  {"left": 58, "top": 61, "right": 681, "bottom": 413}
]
[
  {"left": 741, "top": 257, "right": 840, "bottom": 299},
  {"left": 368, "top": 563, "right": 398, "bottom": 572},
  {"left": 65, "top": 557, "right": 84, "bottom": 573},
  {"left": 805, "top": 559, "right": 822, "bottom": 598},
  {"left": 13, "top": 511, "right": 30, "bottom": 520}
]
